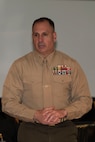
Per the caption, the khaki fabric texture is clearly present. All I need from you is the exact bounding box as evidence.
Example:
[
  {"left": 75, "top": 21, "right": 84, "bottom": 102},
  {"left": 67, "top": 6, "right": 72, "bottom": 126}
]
[{"left": 2, "top": 50, "right": 92, "bottom": 122}]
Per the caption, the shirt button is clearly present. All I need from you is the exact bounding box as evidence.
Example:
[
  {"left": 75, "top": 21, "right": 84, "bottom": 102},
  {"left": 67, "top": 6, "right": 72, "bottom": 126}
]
[{"left": 44, "top": 85, "right": 49, "bottom": 88}]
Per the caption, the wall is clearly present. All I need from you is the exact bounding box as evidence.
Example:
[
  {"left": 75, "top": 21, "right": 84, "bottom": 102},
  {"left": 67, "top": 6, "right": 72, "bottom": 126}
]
[{"left": 0, "top": 0, "right": 95, "bottom": 97}]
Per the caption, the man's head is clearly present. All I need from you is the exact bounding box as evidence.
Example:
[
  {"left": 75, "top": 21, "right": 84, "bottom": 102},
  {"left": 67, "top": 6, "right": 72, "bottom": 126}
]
[{"left": 32, "top": 17, "right": 57, "bottom": 57}]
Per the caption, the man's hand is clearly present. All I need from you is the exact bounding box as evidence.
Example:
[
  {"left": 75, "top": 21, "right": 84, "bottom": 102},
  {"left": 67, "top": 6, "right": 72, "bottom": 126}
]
[{"left": 34, "top": 107, "right": 67, "bottom": 126}]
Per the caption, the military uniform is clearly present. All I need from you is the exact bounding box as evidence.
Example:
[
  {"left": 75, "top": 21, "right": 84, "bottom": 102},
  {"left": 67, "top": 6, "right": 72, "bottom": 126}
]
[{"left": 2, "top": 50, "right": 92, "bottom": 142}]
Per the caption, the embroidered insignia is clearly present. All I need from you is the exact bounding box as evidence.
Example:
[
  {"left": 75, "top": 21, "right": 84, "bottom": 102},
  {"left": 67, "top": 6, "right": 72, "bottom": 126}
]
[{"left": 53, "top": 65, "right": 71, "bottom": 75}]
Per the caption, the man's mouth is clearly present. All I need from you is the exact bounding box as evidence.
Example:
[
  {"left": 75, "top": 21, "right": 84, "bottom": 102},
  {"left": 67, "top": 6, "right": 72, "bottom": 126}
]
[{"left": 38, "top": 43, "right": 45, "bottom": 48}]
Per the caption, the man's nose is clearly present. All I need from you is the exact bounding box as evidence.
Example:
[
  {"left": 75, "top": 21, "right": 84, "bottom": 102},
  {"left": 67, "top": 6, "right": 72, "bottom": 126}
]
[{"left": 38, "top": 35, "right": 43, "bottom": 41}]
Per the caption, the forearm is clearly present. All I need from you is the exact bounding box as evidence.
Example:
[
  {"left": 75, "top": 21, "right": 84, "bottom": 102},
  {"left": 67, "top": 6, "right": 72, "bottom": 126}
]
[
  {"left": 64, "top": 96, "right": 92, "bottom": 120},
  {"left": 2, "top": 87, "right": 36, "bottom": 122}
]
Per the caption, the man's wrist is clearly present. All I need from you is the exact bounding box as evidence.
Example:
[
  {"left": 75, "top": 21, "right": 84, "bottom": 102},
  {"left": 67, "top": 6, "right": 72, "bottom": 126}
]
[
  {"left": 60, "top": 115, "right": 67, "bottom": 122},
  {"left": 33, "top": 110, "right": 40, "bottom": 123},
  {"left": 60, "top": 109, "right": 68, "bottom": 122}
]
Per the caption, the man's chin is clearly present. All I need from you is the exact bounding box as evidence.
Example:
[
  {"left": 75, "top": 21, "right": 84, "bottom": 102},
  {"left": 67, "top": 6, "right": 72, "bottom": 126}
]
[{"left": 37, "top": 50, "right": 48, "bottom": 56}]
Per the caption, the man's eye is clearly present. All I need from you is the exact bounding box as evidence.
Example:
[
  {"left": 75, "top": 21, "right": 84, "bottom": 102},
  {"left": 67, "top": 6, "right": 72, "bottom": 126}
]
[
  {"left": 43, "top": 33, "right": 48, "bottom": 36},
  {"left": 34, "top": 33, "right": 38, "bottom": 37}
]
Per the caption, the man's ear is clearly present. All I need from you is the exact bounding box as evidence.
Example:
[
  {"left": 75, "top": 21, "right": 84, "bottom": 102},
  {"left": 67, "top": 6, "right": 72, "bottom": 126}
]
[{"left": 53, "top": 32, "right": 57, "bottom": 42}]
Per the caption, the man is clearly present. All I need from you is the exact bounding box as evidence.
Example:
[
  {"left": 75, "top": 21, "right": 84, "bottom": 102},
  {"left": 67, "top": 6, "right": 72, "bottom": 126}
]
[{"left": 2, "top": 17, "right": 92, "bottom": 142}]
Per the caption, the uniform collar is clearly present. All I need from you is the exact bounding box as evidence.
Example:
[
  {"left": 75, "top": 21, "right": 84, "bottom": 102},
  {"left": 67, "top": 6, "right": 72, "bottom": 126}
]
[{"left": 33, "top": 50, "right": 56, "bottom": 66}]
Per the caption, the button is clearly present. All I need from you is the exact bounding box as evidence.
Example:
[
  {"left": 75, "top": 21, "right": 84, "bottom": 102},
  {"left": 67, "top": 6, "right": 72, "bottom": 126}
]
[{"left": 44, "top": 85, "right": 49, "bottom": 88}]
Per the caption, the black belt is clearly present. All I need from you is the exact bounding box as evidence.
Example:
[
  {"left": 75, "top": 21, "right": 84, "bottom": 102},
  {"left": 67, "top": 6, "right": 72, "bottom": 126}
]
[{"left": 23, "top": 120, "right": 72, "bottom": 128}]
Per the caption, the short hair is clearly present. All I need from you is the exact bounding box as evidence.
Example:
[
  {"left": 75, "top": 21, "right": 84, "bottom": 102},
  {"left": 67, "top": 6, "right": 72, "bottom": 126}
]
[{"left": 32, "top": 17, "right": 55, "bottom": 31}]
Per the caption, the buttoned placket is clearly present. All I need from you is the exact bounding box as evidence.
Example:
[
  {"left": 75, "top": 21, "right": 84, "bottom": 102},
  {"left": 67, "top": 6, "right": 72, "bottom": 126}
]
[{"left": 42, "top": 59, "right": 53, "bottom": 108}]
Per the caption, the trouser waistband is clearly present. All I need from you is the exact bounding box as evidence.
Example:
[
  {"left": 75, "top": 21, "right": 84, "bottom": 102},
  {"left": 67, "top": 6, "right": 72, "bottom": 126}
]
[{"left": 22, "top": 120, "right": 73, "bottom": 128}]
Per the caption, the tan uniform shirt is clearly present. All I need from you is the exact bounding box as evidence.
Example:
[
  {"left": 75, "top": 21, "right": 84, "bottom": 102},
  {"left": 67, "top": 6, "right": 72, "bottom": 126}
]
[{"left": 2, "top": 50, "right": 92, "bottom": 122}]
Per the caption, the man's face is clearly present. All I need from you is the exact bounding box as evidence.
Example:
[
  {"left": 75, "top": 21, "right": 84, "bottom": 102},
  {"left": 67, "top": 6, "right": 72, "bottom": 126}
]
[{"left": 32, "top": 21, "right": 56, "bottom": 57}]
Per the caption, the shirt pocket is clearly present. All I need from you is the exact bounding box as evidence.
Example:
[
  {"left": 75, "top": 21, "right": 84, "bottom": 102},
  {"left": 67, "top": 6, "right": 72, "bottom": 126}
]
[
  {"left": 52, "top": 75, "right": 71, "bottom": 84},
  {"left": 23, "top": 74, "right": 42, "bottom": 92},
  {"left": 52, "top": 75, "right": 72, "bottom": 96}
]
